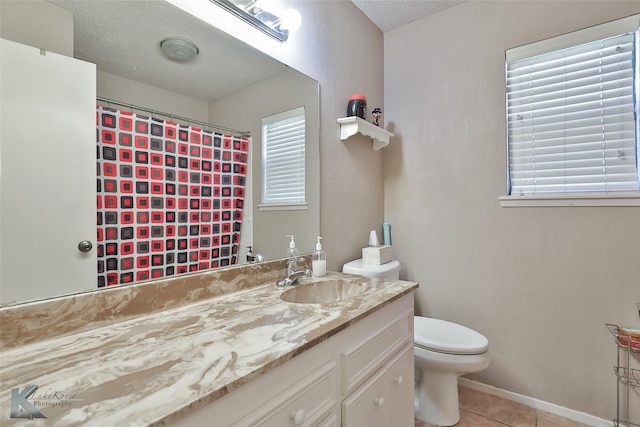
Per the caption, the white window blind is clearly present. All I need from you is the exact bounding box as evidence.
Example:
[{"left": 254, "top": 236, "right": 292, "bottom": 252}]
[
  {"left": 262, "top": 107, "right": 306, "bottom": 205},
  {"left": 506, "top": 16, "right": 640, "bottom": 196}
]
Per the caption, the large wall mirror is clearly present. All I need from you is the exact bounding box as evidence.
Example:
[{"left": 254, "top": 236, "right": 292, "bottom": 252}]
[{"left": 0, "top": 0, "right": 319, "bottom": 305}]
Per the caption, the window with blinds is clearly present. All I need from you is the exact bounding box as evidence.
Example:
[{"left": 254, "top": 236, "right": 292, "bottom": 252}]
[
  {"left": 261, "top": 107, "right": 306, "bottom": 206},
  {"left": 505, "top": 15, "right": 640, "bottom": 197}
]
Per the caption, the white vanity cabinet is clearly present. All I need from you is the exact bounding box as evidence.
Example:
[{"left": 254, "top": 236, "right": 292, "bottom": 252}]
[{"left": 174, "top": 293, "right": 414, "bottom": 427}]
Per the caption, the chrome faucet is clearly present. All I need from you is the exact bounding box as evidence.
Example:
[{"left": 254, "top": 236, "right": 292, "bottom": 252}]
[{"left": 276, "top": 256, "right": 312, "bottom": 288}]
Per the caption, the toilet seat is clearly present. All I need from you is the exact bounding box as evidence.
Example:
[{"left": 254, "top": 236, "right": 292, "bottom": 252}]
[{"left": 414, "top": 317, "right": 488, "bottom": 355}]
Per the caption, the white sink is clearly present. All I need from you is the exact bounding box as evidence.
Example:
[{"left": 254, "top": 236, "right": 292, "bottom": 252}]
[{"left": 279, "top": 279, "right": 369, "bottom": 304}]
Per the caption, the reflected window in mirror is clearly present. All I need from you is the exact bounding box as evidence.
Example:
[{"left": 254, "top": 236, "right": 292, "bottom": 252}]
[{"left": 260, "top": 107, "right": 307, "bottom": 210}]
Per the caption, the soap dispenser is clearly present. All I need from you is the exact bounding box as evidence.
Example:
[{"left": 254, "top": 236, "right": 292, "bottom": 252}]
[
  {"left": 286, "top": 235, "right": 299, "bottom": 257},
  {"left": 312, "top": 236, "right": 326, "bottom": 277}
]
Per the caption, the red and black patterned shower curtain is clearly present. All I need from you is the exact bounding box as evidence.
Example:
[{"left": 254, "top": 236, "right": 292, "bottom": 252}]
[{"left": 95, "top": 106, "right": 248, "bottom": 287}]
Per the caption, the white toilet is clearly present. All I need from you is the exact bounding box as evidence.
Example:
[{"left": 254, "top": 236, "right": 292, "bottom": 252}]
[
  {"left": 342, "top": 258, "right": 490, "bottom": 427},
  {"left": 414, "top": 317, "right": 489, "bottom": 425}
]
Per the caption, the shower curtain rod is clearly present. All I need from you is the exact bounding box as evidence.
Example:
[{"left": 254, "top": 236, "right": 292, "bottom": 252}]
[{"left": 96, "top": 96, "right": 251, "bottom": 137}]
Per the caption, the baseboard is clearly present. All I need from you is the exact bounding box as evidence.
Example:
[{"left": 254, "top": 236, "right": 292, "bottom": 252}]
[{"left": 458, "top": 378, "right": 612, "bottom": 427}]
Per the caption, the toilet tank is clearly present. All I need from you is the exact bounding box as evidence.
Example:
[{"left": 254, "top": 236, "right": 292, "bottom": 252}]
[{"left": 342, "top": 259, "right": 401, "bottom": 280}]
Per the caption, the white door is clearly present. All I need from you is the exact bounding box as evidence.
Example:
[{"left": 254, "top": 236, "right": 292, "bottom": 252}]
[{"left": 0, "top": 38, "right": 97, "bottom": 305}]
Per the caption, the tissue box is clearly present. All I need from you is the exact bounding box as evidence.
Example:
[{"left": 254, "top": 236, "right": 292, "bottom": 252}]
[{"left": 362, "top": 245, "right": 393, "bottom": 265}]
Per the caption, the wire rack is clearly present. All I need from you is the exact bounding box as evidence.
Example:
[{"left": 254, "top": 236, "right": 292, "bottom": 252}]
[
  {"left": 606, "top": 324, "right": 640, "bottom": 427},
  {"left": 614, "top": 367, "right": 640, "bottom": 388}
]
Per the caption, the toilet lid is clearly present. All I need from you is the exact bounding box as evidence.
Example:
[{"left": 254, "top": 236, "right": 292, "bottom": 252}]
[
  {"left": 342, "top": 259, "right": 400, "bottom": 278},
  {"left": 414, "top": 317, "right": 489, "bottom": 355}
]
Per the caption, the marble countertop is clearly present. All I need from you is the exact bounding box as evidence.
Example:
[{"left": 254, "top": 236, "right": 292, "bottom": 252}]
[{"left": 0, "top": 272, "right": 417, "bottom": 427}]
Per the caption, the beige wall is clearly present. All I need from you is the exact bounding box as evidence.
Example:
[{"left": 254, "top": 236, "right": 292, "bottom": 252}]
[
  {"left": 209, "top": 69, "right": 320, "bottom": 260},
  {"left": 0, "top": 0, "right": 73, "bottom": 56},
  {"left": 302, "top": 0, "right": 387, "bottom": 270},
  {"left": 97, "top": 71, "right": 210, "bottom": 123},
  {"left": 384, "top": 1, "right": 640, "bottom": 419}
]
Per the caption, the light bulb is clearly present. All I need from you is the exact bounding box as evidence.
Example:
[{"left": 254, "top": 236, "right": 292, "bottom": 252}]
[{"left": 279, "top": 8, "right": 301, "bottom": 32}]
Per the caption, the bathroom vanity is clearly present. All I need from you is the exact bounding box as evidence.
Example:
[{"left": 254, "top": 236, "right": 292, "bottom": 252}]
[
  {"left": 0, "top": 262, "right": 417, "bottom": 426},
  {"left": 175, "top": 289, "right": 414, "bottom": 427}
]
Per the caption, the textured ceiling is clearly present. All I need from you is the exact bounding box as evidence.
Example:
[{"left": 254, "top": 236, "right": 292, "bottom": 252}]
[
  {"left": 351, "top": 0, "right": 467, "bottom": 33},
  {"left": 46, "top": 0, "right": 289, "bottom": 102}
]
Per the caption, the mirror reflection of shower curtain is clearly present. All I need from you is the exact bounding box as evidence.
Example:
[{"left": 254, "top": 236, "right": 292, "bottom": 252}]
[{"left": 95, "top": 106, "right": 248, "bottom": 287}]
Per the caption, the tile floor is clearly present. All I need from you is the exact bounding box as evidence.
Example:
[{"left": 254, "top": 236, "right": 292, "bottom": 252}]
[{"left": 415, "top": 386, "right": 592, "bottom": 427}]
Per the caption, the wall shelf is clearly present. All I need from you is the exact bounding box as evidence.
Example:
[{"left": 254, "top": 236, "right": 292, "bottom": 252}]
[{"left": 338, "top": 116, "right": 394, "bottom": 150}]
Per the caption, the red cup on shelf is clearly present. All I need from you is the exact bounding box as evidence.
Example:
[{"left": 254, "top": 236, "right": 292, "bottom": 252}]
[{"left": 347, "top": 94, "right": 367, "bottom": 119}]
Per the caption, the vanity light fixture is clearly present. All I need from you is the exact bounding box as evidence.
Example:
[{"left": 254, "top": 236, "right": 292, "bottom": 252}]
[
  {"left": 160, "top": 37, "right": 200, "bottom": 61},
  {"left": 209, "top": 0, "right": 300, "bottom": 42}
]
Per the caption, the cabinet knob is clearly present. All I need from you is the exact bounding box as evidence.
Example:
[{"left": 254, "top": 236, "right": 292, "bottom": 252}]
[
  {"left": 289, "top": 409, "right": 305, "bottom": 425},
  {"left": 374, "top": 397, "right": 384, "bottom": 407},
  {"left": 393, "top": 376, "right": 404, "bottom": 385}
]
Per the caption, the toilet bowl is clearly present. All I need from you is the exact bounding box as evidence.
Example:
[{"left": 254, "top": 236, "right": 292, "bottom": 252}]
[
  {"left": 414, "top": 317, "right": 489, "bottom": 426},
  {"left": 341, "top": 258, "right": 490, "bottom": 426}
]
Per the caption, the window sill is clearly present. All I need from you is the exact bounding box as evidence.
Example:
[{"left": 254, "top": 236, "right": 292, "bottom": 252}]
[
  {"left": 258, "top": 203, "right": 308, "bottom": 211},
  {"left": 499, "top": 193, "right": 640, "bottom": 207}
]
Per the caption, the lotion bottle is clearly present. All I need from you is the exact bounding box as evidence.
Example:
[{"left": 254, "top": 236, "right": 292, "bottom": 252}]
[
  {"left": 286, "top": 235, "right": 299, "bottom": 257},
  {"left": 312, "top": 236, "right": 326, "bottom": 277}
]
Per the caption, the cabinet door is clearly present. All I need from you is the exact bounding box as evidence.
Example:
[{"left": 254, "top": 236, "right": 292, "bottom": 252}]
[
  {"left": 386, "top": 344, "right": 415, "bottom": 427},
  {"left": 0, "top": 39, "right": 96, "bottom": 304},
  {"left": 341, "top": 369, "right": 388, "bottom": 427}
]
